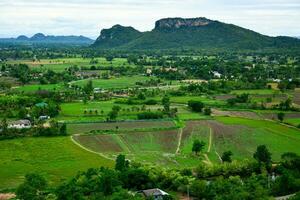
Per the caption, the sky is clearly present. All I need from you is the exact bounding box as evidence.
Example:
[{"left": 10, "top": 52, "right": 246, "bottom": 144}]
[{"left": 0, "top": 0, "right": 299, "bottom": 39}]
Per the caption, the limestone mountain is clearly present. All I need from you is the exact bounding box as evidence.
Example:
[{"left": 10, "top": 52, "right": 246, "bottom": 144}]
[{"left": 92, "top": 17, "right": 300, "bottom": 50}]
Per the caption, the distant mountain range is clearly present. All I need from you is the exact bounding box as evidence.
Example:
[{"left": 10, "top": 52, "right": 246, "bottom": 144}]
[
  {"left": 92, "top": 17, "right": 300, "bottom": 50},
  {"left": 0, "top": 33, "right": 94, "bottom": 45}
]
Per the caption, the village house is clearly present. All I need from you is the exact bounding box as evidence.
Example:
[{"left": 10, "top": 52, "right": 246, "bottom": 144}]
[
  {"left": 8, "top": 120, "right": 31, "bottom": 129},
  {"left": 39, "top": 115, "right": 50, "bottom": 121},
  {"left": 138, "top": 188, "right": 169, "bottom": 200},
  {"left": 212, "top": 71, "right": 222, "bottom": 78}
]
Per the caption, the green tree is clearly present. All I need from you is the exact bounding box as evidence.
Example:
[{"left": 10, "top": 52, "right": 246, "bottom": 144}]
[
  {"left": 0, "top": 118, "right": 8, "bottom": 136},
  {"left": 192, "top": 140, "right": 205, "bottom": 155},
  {"left": 204, "top": 107, "right": 212, "bottom": 116},
  {"left": 221, "top": 151, "right": 233, "bottom": 163},
  {"left": 83, "top": 80, "right": 93, "bottom": 95},
  {"left": 162, "top": 95, "right": 170, "bottom": 112},
  {"left": 188, "top": 100, "right": 204, "bottom": 112},
  {"left": 115, "top": 154, "right": 129, "bottom": 171},
  {"left": 60, "top": 123, "right": 67, "bottom": 135},
  {"left": 253, "top": 145, "right": 272, "bottom": 167},
  {"left": 16, "top": 173, "right": 47, "bottom": 200},
  {"left": 277, "top": 112, "right": 285, "bottom": 122}
]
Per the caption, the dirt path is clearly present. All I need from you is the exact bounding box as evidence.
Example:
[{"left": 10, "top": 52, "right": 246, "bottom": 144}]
[
  {"left": 207, "top": 127, "right": 212, "bottom": 153},
  {"left": 175, "top": 128, "right": 183, "bottom": 154},
  {"left": 215, "top": 151, "right": 223, "bottom": 163},
  {"left": 70, "top": 135, "right": 114, "bottom": 161},
  {"left": 203, "top": 154, "right": 212, "bottom": 165},
  {"left": 203, "top": 127, "right": 213, "bottom": 165}
]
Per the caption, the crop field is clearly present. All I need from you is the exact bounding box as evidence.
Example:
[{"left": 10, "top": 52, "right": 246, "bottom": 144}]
[
  {"left": 70, "top": 75, "right": 153, "bottom": 89},
  {"left": 73, "top": 117, "right": 300, "bottom": 167},
  {"left": 67, "top": 120, "right": 176, "bottom": 134},
  {"left": 58, "top": 101, "right": 205, "bottom": 122},
  {"left": 0, "top": 137, "right": 113, "bottom": 189},
  {"left": 7, "top": 57, "right": 132, "bottom": 72},
  {"left": 293, "top": 88, "right": 300, "bottom": 106},
  {"left": 212, "top": 109, "right": 261, "bottom": 119},
  {"left": 72, "top": 129, "right": 180, "bottom": 165}
]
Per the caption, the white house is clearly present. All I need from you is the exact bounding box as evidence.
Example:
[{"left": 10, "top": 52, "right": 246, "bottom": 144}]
[{"left": 8, "top": 120, "right": 31, "bottom": 129}]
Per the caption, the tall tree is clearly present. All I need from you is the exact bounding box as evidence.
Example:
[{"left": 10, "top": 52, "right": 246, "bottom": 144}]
[
  {"left": 253, "top": 145, "right": 272, "bottom": 167},
  {"left": 162, "top": 95, "right": 170, "bottom": 112},
  {"left": 192, "top": 140, "right": 205, "bottom": 155}
]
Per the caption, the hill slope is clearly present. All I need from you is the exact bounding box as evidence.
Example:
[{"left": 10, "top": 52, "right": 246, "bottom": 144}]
[
  {"left": 92, "top": 17, "right": 300, "bottom": 50},
  {"left": 92, "top": 25, "right": 143, "bottom": 48}
]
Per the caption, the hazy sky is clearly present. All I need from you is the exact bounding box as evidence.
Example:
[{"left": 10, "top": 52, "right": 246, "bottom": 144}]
[{"left": 0, "top": 0, "right": 299, "bottom": 39}]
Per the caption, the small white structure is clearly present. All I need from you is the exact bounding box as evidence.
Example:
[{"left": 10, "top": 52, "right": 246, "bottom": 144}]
[
  {"left": 39, "top": 115, "right": 50, "bottom": 120},
  {"left": 139, "top": 188, "right": 169, "bottom": 200},
  {"left": 8, "top": 120, "right": 31, "bottom": 129},
  {"left": 212, "top": 71, "right": 222, "bottom": 78},
  {"left": 146, "top": 68, "right": 152, "bottom": 75}
]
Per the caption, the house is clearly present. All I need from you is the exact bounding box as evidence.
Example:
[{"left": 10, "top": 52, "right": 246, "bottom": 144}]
[
  {"left": 8, "top": 120, "right": 31, "bottom": 129},
  {"left": 146, "top": 68, "right": 152, "bottom": 75},
  {"left": 39, "top": 115, "right": 50, "bottom": 121},
  {"left": 212, "top": 71, "right": 222, "bottom": 78},
  {"left": 93, "top": 88, "right": 105, "bottom": 94},
  {"left": 139, "top": 188, "right": 169, "bottom": 200}
]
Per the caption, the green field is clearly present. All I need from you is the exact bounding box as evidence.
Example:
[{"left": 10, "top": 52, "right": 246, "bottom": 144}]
[
  {"left": 70, "top": 75, "right": 155, "bottom": 89},
  {"left": 0, "top": 137, "right": 113, "bottom": 189},
  {"left": 13, "top": 83, "right": 64, "bottom": 92},
  {"left": 231, "top": 89, "right": 279, "bottom": 95},
  {"left": 285, "top": 118, "right": 300, "bottom": 127},
  {"left": 57, "top": 100, "right": 208, "bottom": 122},
  {"left": 7, "top": 57, "right": 132, "bottom": 72},
  {"left": 72, "top": 117, "right": 300, "bottom": 167},
  {"left": 67, "top": 120, "right": 176, "bottom": 135}
]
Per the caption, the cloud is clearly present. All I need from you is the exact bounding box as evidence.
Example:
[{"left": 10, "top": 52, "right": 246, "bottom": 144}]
[{"left": 0, "top": 0, "right": 299, "bottom": 38}]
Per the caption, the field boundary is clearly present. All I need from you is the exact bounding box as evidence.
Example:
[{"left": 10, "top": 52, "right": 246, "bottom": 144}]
[{"left": 70, "top": 135, "right": 114, "bottom": 161}]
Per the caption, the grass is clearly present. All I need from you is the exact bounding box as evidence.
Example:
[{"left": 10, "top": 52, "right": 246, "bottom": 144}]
[
  {"left": 215, "top": 117, "right": 300, "bottom": 161},
  {"left": 154, "top": 95, "right": 226, "bottom": 107},
  {"left": 13, "top": 83, "right": 64, "bottom": 92},
  {"left": 231, "top": 89, "right": 279, "bottom": 95},
  {"left": 285, "top": 118, "right": 300, "bottom": 127},
  {"left": 70, "top": 75, "right": 154, "bottom": 89},
  {"left": 0, "top": 136, "right": 113, "bottom": 190}
]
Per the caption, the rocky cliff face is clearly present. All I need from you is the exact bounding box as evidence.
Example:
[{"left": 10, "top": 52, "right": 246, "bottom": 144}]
[{"left": 154, "top": 17, "right": 213, "bottom": 29}]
